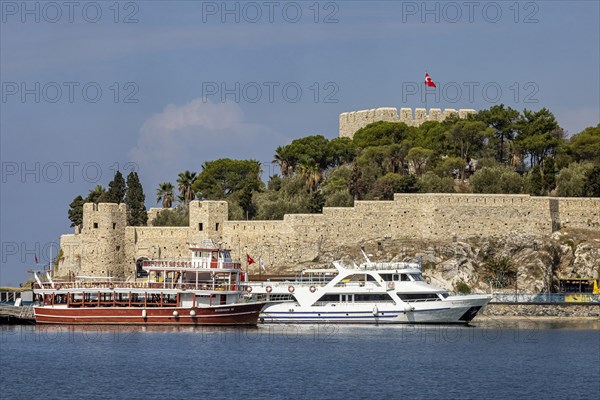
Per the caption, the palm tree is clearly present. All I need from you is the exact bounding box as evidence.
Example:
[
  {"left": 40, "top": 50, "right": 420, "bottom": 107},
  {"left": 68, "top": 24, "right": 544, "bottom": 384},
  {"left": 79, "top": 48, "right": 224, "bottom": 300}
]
[
  {"left": 177, "top": 171, "right": 197, "bottom": 204},
  {"left": 273, "top": 146, "right": 293, "bottom": 177},
  {"left": 156, "top": 182, "right": 175, "bottom": 208},
  {"left": 86, "top": 185, "right": 106, "bottom": 203},
  {"left": 299, "top": 162, "right": 322, "bottom": 193}
]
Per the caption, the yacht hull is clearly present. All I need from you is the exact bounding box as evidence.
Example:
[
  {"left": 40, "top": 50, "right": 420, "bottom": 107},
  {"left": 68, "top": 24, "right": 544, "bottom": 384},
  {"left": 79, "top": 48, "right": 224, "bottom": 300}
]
[{"left": 260, "top": 295, "right": 490, "bottom": 324}]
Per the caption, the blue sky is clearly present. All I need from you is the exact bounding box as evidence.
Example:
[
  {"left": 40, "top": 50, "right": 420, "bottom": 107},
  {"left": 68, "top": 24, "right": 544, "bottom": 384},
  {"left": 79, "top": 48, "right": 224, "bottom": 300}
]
[{"left": 1, "top": 1, "right": 599, "bottom": 286}]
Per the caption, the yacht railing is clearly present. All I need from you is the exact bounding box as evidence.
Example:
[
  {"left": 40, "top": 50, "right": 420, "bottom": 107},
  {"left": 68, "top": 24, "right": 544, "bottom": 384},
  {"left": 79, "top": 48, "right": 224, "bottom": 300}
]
[
  {"left": 142, "top": 260, "right": 241, "bottom": 270},
  {"left": 358, "top": 262, "right": 421, "bottom": 271}
]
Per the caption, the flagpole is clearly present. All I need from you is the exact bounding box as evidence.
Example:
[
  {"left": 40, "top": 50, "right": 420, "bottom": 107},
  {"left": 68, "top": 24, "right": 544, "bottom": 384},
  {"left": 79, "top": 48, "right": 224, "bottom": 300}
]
[{"left": 424, "top": 82, "right": 427, "bottom": 112}]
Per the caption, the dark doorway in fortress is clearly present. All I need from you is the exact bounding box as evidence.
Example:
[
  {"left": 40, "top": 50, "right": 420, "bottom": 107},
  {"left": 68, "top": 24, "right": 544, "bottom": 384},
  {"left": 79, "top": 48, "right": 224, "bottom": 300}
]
[{"left": 136, "top": 257, "right": 149, "bottom": 278}]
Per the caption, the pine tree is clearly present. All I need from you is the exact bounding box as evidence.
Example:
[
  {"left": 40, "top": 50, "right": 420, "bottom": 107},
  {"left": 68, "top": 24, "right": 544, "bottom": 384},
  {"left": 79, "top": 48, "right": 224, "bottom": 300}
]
[
  {"left": 125, "top": 172, "right": 148, "bottom": 226},
  {"left": 104, "top": 171, "right": 126, "bottom": 203},
  {"left": 68, "top": 195, "right": 85, "bottom": 228}
]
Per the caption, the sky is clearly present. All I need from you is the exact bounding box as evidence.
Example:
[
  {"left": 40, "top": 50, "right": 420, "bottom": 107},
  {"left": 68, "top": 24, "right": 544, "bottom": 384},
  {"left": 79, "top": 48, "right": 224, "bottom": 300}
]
[{"left": 1, "top": 1, "right": 599, "bottom": 286}]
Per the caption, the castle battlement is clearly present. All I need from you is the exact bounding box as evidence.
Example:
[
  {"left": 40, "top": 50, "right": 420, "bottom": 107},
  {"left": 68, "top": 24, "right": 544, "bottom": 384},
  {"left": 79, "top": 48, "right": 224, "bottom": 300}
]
[{"left": 339, "top": 107, "right": 476, "bottom": 138}]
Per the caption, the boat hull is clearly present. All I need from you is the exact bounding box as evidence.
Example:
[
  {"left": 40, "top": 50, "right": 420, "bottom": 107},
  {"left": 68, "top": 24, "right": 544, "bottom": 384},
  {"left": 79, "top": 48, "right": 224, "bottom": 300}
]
[
  {"left": 34, "top": 302, "right": 265, "bottom": 325},
  {"left": 260, "top": 295, "right": 490, "bottom": 325}
]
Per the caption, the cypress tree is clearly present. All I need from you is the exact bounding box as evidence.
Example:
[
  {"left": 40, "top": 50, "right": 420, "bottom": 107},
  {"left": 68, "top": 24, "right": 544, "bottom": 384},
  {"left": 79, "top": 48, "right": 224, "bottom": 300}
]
[
  {"left": 125, "top": 172, "right": 148, "bottom": 226},
  {"left": 104, "top": 171, "right": 126, "bottom": 203},
  {"left": 68, "top": 195, "right": 85, "bottom": 228}
]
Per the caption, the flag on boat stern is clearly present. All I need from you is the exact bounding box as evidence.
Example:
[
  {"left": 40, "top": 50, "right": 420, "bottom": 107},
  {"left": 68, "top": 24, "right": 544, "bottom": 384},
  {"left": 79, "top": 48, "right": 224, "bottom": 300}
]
[{"left": 247, "top": 254, "right": 255, "bottom": 265}]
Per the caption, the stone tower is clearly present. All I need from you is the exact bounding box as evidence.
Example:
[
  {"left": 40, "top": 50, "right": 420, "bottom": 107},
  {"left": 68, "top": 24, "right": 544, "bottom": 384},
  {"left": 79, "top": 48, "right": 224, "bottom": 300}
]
[
  {"left": 188, "top": 200, "right": 228, "bottom": 242},
  {"left": 80, "top": 203, "right": 127, "bottom": 277}
]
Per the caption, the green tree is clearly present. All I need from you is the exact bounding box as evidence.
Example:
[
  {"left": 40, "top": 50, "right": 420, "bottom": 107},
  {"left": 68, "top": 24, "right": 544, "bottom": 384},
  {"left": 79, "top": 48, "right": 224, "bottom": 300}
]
[
  {"left": 541, "top": 158, "right": 557, "bottom": 194},
  {"left": 125, "top": 172, "right": 147, "bottom": 226},
  {"left": 406, "top": 147, "right": 434, "bottom": 176},
  {"left": 352, "top": 121, "right": 414, "bottom": 149},
  {"left": 419, "top": 172, "right": 455, "bottom": 193},
  {"left": 348, "top": 162, "right": 364, "bottom": 200},
  {"left": 156, "top": 182, "right": 175, "bottom": 208},
  {"left": 273, "top": 146, "right": 294, "bottom": 177},
  {"left": 556, "top": 162, "right": 595, "bottom": 197},
  {"left": 384, "top": 144, "right": 409, "bottom": 174},
  {"left": 308, "top": 191, "right": 325, "bottom": 213},
  {"left": 584, "top": 166, "right": 600, "bottom": 197},
  {"left": 321, "top": 165, "right": 354, "bottom": 207},
  {"left": 445, "top": 120, "right": 489, "bottom": 178},
  {"left": 151, "top": 205, "right": 189, "bottom": 226},
  {"left": 276, "top": 135, "right": 331, "bottom": 171},
  {"left": 477, "top": 104, "right": 520, "bottom": 164},
  {"left": 86, "top": 185, "right": 106, "bottom": 203},
  {"left": 238, "top": 185, "right": 256, "bottom": 220},
  {"left": 370, "top": 173, "right": 419, "bottom": 200},
  {"left": 471, "top": 166, "right": 524, "bottom": 194},
  {"left": 253, "top": 175, "right": 312, "bottom": 220},
  {"left": 569, "top": 124, "right": 600, "bottom": 163},
  {"left": 68, "top": 195, "right": 85, "bottom": 228},
  {"left": 528, "top": 165, "right": 543, "bottom": 196},
  {"left": 515, "top": 108, "right": 563, "bottom": 168},
  {"left": 298, "top": 161, "right": 322, "bottom": 193},
  {"left": 177, "top": 171, "right": 197, "bottom": 204},
  {"left": 192, "top": 159, "right": 262, "bottom": 199},
  {"left": 102, "top": 171, "right": 126, "bottom": 203},
  {"left": 436, "top": 157, "right": 467, "bottom": 179},
  {"left": 327, "top": 137, "right": 357, "bottom": 167}
]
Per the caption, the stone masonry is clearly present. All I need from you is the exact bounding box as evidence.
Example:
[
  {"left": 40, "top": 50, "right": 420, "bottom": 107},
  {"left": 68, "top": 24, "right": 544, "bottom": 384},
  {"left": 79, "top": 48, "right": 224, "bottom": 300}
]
[
  {"left": 339, "top": 107, "right": 477, "bottom": 138},
  {"left": 56, "top": 194, "right": 600, "bottom": 280}
]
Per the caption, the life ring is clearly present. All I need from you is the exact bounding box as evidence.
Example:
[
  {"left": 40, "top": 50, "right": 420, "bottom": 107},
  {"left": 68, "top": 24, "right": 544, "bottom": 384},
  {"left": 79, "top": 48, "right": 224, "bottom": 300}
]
[
  {"left": 246, "top": 286, "right": 253, "bottom": 293},
  {"left": 266, "top": 285, "right": 273, "bottom": 293},
  {"left": 288, "top": 285, "right": 295, "bottom": 293},
  {"left": 309, "top": 285, "right": 317, "bottom": 293},
  {"left": 387, "top": 281, "right": 395, "bottom": 290}
]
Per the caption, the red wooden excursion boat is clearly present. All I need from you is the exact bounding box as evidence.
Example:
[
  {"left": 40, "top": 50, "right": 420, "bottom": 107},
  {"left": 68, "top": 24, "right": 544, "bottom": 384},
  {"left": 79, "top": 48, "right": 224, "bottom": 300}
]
[{"left": 33, "top": 241, "right": 267, "bottom": 325}]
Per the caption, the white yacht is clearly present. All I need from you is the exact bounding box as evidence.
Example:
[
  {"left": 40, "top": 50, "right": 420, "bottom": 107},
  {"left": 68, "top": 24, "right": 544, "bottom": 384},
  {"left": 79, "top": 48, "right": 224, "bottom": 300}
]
[{"left": 248, "top": 251, "right": 491, "bottom": 324}]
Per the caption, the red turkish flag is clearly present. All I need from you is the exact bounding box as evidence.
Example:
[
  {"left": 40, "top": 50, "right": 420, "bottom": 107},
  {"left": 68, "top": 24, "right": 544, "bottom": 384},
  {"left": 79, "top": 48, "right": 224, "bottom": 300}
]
[
  {"left": 247, "top": 254, "right": 255, "bottom": 265},
  {"left": 425, "top": 72, "right": 436, "bottom": 88}
]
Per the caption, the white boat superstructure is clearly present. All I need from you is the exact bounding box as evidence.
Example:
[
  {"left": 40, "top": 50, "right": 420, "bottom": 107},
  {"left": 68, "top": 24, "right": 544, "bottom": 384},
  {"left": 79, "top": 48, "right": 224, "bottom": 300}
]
[{"left": 248, "top": 254, "right": 491, "bottom": 324}]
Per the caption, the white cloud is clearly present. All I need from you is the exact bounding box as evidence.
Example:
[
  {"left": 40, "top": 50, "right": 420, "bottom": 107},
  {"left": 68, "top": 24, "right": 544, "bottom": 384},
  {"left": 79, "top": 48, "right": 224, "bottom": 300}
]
[{"left": 129, "top": 98, "right": 283, "bottom": 187}]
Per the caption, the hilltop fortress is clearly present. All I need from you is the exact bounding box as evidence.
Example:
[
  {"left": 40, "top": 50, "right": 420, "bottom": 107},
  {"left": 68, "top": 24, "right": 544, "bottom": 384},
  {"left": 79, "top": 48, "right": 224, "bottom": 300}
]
[
  {"left": 339, "top": 107, "right": 476, "bottom": 138},
  {"left": 54, "top": 107, "right": 598, "bottom": 280},
  {"left": 56, "top": 195, "right": 599, "bottom": 279}
]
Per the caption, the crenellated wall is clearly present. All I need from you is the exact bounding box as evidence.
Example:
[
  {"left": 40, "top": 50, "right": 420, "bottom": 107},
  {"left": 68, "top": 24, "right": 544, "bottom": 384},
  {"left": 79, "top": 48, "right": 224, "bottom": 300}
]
[
  {"left": 339, "top": 107, "right": 477, "bottom": 138},
  {"left": 56, "top": 195, "right": 600, "bottom": 279}
]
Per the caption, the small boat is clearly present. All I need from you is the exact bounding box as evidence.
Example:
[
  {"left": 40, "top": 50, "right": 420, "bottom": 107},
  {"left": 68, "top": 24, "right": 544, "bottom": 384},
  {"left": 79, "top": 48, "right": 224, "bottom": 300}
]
[
  {"left": 249, "top": 250, "right": 491, "bottom": 324},
  {"left": 32, "top": 241, "right": 267, "bottom": 325}
]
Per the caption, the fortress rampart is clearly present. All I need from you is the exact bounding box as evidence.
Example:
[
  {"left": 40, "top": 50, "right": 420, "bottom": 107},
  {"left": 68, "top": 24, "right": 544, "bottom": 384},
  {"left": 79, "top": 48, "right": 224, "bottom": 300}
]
[
  {"left": 56, "top": 194, "right": 600, "bottom": 279},
  {"left": 339, "top": 107, "right": 477, "bottom": 138}
]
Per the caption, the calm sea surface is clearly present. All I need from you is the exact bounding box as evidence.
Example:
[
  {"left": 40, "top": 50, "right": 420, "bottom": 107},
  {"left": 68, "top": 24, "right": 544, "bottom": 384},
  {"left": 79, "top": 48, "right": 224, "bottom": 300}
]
[{"left": 1, "top": 319, "right": 599, "bottom": 400}]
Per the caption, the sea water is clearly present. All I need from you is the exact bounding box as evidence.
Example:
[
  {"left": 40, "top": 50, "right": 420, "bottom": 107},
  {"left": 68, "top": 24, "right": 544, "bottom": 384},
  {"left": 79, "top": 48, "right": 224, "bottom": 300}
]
[{"left": 1, "top": 319, "right": 598, "bottom": 399}]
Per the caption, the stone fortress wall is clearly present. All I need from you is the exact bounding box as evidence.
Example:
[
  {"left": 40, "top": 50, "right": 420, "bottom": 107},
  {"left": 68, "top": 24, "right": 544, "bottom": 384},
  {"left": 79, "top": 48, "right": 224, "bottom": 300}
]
[
  {"left": 339, "top": 107, "right": 477, "bottom": 138},
  {"left": 56, "top": 195, "right": 600, "bottom": 279}
]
